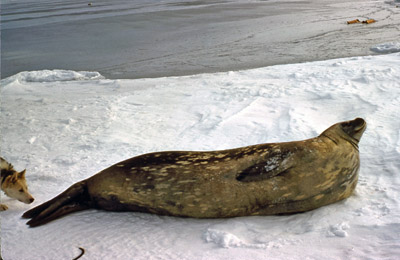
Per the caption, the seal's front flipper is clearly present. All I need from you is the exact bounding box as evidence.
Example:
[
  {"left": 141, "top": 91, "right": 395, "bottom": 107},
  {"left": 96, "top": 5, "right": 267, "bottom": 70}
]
[
  {"left": 236, "top": 150, "right": 293, "bottom": 182},
  {"left": 22, "top": 181, "right": 90, "bottom": 227}
]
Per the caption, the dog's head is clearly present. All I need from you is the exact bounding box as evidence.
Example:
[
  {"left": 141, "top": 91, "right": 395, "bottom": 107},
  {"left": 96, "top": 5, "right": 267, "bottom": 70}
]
[{"left": 2, "top": 169, "right": 35, "bottom": 204}]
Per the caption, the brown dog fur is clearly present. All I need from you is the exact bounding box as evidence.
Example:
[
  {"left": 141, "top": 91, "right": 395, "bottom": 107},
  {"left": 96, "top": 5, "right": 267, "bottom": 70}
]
[{"left": 1, "top": 157, "right": 34, "bottom": 211}]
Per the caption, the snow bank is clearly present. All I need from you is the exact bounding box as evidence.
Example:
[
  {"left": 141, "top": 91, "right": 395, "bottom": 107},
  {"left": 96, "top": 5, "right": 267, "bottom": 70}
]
[
  {"left": 371, "top": 42, "right": 400, "bottom": 54},
  {"left": 1, "top": 53, "right": 400, "bottom": 260},
  {"left": 1, "top": 70, "right": 103, "bottom": 84}
]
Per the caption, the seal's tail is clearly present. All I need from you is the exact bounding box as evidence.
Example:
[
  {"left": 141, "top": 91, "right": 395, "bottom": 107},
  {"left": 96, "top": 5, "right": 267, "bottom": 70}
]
[{"left": 22, "top": 181, "right": 90, "bottom": 227}]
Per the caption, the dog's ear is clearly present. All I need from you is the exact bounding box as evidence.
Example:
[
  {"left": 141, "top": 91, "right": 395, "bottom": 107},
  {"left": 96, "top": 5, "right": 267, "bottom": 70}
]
[
  {"left": 18, "top": 169, "right": 26, "bottom": 179},
  {"left": 10, "top": 174, "right": 18, "bottom": 183}
]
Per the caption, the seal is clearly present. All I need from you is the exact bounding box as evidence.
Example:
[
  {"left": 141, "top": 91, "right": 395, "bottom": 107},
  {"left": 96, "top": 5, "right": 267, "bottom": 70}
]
[{"left": 23, "top": 118, "right": 366, "bottom": 227}]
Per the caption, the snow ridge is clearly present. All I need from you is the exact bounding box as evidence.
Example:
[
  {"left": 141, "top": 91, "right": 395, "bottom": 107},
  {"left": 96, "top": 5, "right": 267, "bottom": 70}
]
[{"left": 1, "top": 70, "right": 104, "bottom": 84}]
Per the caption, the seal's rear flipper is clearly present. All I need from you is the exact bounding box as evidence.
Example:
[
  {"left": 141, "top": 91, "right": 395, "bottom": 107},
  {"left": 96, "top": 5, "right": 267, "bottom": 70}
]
[
  {"left": 22, "top": 181, "right": 90, "bottom": 227},
  {"left": 26, "top": 203, "right": 89, "bottom": 227}
]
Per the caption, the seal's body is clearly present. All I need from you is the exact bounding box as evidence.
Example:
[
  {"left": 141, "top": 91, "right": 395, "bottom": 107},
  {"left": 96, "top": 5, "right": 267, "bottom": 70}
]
[{"left": 23, "top": 118, "right": 366, "bottom": 227}]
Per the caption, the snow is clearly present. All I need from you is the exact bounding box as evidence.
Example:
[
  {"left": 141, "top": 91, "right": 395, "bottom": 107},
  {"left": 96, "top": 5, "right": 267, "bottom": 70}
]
[
  {"left": 371, "top": 42, "right": 400, "bottom": 54},
  {"left": 1, "top": 70, "right": 104, "bottom": 84},
  {"left": 1, "top": 53, "right": 400, "bottom": 260}
]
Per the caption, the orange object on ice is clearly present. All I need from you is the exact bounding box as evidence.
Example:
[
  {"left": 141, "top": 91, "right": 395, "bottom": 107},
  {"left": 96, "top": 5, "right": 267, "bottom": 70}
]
[
  {"left": 362, "top": 19, "right": 376, "bottom": 24},
  {"left": 347, "top": 19, "right": 360, "bottom": 24}
]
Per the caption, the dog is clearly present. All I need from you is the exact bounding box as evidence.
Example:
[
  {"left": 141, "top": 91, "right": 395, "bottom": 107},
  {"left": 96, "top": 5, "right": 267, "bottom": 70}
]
[{"left": 1, "top": 157, "right": 34, "bottom": 211}]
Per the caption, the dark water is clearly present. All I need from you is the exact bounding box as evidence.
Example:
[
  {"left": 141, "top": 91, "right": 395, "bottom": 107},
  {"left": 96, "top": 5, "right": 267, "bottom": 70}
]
[{"left": 1, "top": 0, "right": 399, "bottom": 79}]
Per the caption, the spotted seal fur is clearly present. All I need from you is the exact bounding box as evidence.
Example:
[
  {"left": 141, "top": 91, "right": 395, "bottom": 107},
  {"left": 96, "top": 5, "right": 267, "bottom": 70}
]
[{"left": 23, "top": 118, "right": 366, "bottom": 227}]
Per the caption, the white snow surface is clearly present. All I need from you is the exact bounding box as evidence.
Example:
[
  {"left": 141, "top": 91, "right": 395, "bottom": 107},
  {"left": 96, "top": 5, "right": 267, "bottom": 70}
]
[
  {"left": 1, "top": 53, "right": 400, "bottom": 259},
  {"left": 1, "top": 70, "right": 104, "bottom": 84}
]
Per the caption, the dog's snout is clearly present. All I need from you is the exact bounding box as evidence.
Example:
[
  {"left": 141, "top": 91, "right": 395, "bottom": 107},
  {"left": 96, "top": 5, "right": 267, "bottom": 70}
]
[{"left": 29, "top": 198, "right": 35, "bottom": 203}]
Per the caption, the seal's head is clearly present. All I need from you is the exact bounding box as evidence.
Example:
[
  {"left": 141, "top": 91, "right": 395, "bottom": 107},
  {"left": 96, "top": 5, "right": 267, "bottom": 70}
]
[
  {"left": 320, "top": 118, "right": 367, "bottom": 147},
  {"left": 340, "top": 118, "right": 367, "bottom": 143}
]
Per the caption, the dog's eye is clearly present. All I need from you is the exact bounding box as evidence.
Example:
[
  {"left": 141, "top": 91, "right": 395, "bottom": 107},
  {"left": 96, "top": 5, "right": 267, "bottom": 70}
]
[{"left": 19, "top": 189, "right": 24, "bottom": 193}]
